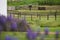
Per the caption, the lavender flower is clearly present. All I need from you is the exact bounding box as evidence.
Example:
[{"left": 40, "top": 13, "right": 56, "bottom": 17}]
[
  {"left": 7, "top": 15, "right": 13, "bottom": 21},
  {"left": 10, "top": 22, "right": 17, "bottom": 31},
  {"left": 11, "top": 36, "right": 18, "bottom": 40},
  {"left": 44, "top": 27, "right": 49, "bottom": 35},
  {"left": 5, "top": 35, "right": 18, "bottom": 40},
  {"left": 0, "top": 15, "right": 7, "bottom": 31},
  {"left": 26, "top": 29, "right": 37, "bottom": 40},
  {"left": 0, "top": 15, "right": 6, "bottom": 24},
  {"left": 21, "top": 19, "right": 27, "bottom": 25},
  {"left": 0, "top": 15, "right": 6, "bottom": 40},
  {"left": 19, "top": 19, "right": 29, "bottom": 32},
  {"left": 5, "top": 35, "right": 11, "bottom": 40},
  {"left": 26, "top": 29, "right": 32, "bottom": 40},
  {"left": 32, "top": 32, "right": 37, "bottom": 40},
  {"left": 55, "top": 30, "right": 59, "bottom": 40}
]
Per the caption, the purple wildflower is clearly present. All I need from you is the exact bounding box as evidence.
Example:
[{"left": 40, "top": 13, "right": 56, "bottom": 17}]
[
  {"left": 0, "top": 15, "right": 7, "bottom": 31},
  {"left": 55, "top": 30, "right": 59, "bottom": 40},
  {"left": 7, "top": 15, "right": 13, "bottom": 21},
  {"left": 26, "top": 29, "right": 32, "bottom": 40},
  {"left": 10, "top": 22, "right": 17, "bottom": 31},
  {"left": 27, "top": 29, "right": 37, "bottom": 40},
  {"left": 32, "top": 32, "right": 37, "bottom": 40},
  {"left": 0, "top": 15, "right": 6, "bottom": 24},
  {"left": 5, "top": 35, "right": 18, "bottom": 40},
  {"left": 44, "top": 27, "right": 49, "bottom": 35},
  {"left": 11, "top": 36, "right": 18, "bottom": 40},
  {"left": 21, "top": 19, "right": 27, "bottom": 25},
  {"left": 5, "top": 35, "right": 11, "bottom": 40},
  {"left": 19, "top": 19, "right": 28, "bottom": 32}
]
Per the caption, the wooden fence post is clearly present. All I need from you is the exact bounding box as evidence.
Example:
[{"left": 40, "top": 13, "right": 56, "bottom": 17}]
[
  {"left": 37, "top": 13, "right": 39, "bottom": 17},
  {"left": 20, "top": 12, "right": 21, "bottom": 17},
  {"left": 55, "top": 10, "right": 57, "bottom": 20},
  {"left": 39, "top": 14, "right": 41, "bottom": 20},
  {"left": 31, "top": 14, "right": 33, "bottom": 21},
  {"left": 18, "top": 13, "right": 19, "bottom": 19},
  {"left": 47, "top": 14, "right": 49, "bottom": 20},
  {"left": 24, "top": 14, "right": 26, "bottom": 20}
]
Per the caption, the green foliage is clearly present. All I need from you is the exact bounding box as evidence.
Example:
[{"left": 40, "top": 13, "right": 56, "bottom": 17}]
[{"left": 8, "top": 0, "right": 60, "bottom": 6}]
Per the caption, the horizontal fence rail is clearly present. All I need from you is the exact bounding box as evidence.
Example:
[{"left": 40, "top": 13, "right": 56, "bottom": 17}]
[{"left": 8, "top": 10, "right": 60, "bottom": 20}]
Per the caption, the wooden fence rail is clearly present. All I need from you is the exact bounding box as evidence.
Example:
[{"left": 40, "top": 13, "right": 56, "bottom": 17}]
[{"left": 8, "top": 10, "right": 60, "bottom": 20}]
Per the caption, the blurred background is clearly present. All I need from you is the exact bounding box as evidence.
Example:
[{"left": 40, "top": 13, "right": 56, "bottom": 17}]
[{"left": 0, "top": 0, "right": 60, "bottom": 40}]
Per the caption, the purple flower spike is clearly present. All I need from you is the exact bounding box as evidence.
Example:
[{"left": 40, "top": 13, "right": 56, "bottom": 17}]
[
  {"left": 10, "top": 22, "right": 17, "bottom": 31},
  {"left": 11, "top": 36, "right": 18, "bottom": 40},
  {"left": 5, "top": 35, "right": 18, "bottom": 40},
  {"left": 27, "top": 29, "right": 33, "bottom": 40},
  {"left": 27, "top": 29, "right": 37, "bottom": 40},
  {"left": 21, "top": 19, "right": 27, "bottom": 25},
  {"left": 55, "top": 30, "right": 59, "bottom": 40},
  {"left": 0, "top": 15, "right": 6, "bottom": 24},
  {"left": 7, "top": 15, "right": 13, "bottom": 21},
  {"left": 32, "top": 32, "right": 37, "bottom": 40},
  {"left": 44, "top": 27, "right": 49, "bottom": 35},
  {"left": 5, "top": 35, "right": 11, "bottom": 40},
  {"left": 55, "top": 30, "right": 59, "bottom": 35}
]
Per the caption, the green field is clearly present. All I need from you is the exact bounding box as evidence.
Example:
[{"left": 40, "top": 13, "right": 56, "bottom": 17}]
[
  {"left": 10, "top": 15, "right": 60, "bottom": 27},
  {"left": 1, "top": 31, "right": 60, "bottom": 40},
  {"left": 8, "top": 0, "right": 60, "bottom": 6},
  {"left": 1, "top": 14, "right": 60, "bottom": 40},
  {"left": 9, "top": 10, "right": 60, "bottom": 27}
]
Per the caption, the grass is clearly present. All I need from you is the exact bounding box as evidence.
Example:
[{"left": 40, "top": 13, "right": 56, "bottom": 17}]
[
  {"left": 1, "top": 32, "right": 60, "bottom": 40},
  {"left": 19, "top": 15, "right": 60, "bottom": 31},
  {"left": 20, "top": 15, "right": 60, "bottom": 27},
  {"left": 8, "top": 10, "right": 60, "bottom": 13}
]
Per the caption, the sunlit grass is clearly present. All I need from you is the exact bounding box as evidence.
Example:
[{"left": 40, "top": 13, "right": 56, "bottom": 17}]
[
  {"left": 1, "top": 32, "right": 60, "bottom": 40},
  {"left": 17, "top": 10, "right": 60, "bottom": 12}
]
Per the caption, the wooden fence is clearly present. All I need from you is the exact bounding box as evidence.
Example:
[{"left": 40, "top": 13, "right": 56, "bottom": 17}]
[
  {"left": 8, "top": 10, "right": 60, "bottom": 20},
  {"left": 7, "top": 5, "right": 60, "bottom": 10}
]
